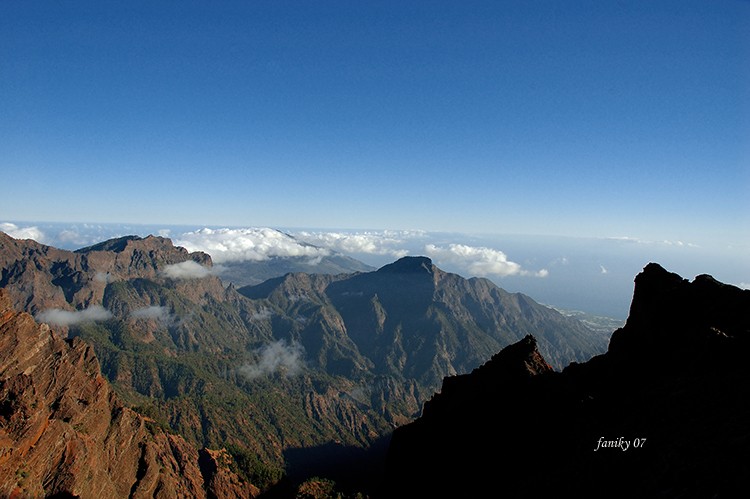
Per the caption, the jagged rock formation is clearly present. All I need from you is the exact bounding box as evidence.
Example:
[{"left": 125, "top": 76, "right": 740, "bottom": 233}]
[
  {"left": 385, "top": 263, "right": 750, "bottom": 498},
  {"left": 0, "top": 289, "right": 258, "bottom": 498}
]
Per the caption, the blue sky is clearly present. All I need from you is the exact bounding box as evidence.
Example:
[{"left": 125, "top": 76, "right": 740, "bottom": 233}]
[{"left": 1, "top": 1, "right": 748, "bottom": 316}]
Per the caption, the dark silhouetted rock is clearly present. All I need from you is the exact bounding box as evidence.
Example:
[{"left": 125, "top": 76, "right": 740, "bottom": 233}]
[{"left": 385, "top": 263, "right": 750, "bottom": 498}]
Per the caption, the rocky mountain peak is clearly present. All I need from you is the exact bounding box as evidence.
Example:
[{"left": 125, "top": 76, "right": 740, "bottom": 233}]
[
  {"left": 77, "top": 234, "right": 212, "bottom": 268},
  {"left": 419, "top": 334, "right": 553, "bottom": 419},
  {"left": 609, "top": 262, "right": 749, "bottom": 357},
  {"left": 475, "top": 334, "right": 553, "bottom": 378},
  {"left": 75, "top": 235, "right": 146, "bottom": 253},
  {"left": 376, "top": 256, "right": 434, "bottom": 275}
]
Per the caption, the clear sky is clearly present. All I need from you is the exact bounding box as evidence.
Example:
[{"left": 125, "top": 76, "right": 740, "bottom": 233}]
[{"left": 2, "top": 0, "right": 748, "bottom": 248}]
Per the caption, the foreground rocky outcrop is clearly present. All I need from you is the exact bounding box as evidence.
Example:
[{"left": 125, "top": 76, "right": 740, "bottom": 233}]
[
  {"left": 0, "top": 288, "right": 258, "bottom": 498},
  {"left": 385, "top": 263, "right": 750, "bottom": 498}
]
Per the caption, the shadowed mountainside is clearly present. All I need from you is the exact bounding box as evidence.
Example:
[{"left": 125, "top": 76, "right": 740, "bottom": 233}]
[{"left": 385, "top": 263, "right": 750, "bottom": 498}]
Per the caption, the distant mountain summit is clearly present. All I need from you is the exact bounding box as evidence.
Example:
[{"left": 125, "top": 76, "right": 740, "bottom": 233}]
[
  {"left": 238, "top": 254, "right": 609, "bottom": 432},
  {"left": 385, "top": 263, "right": 750, "bottom": 498},
  {"left": 376, "top": 255, "right": 433, "bottom": 274}
]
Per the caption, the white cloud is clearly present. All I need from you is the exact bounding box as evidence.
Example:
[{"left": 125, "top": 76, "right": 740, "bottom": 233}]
[
  {"left": 294, "top": 229, "right": 422, "bottom": 258},
  {"left": 162, "top": 260, "right": 213, "bottom": 279},
  {"left": 240, "top": 340, "right": 305, "bottom": 379},
  {"left": 608, "top": 236, "right": 699, "bottom": 248},
  {"left": 57, "top": 229, "right": 87, "bottom": 246},
  {"left": 425, "top": 243, "right": 548, "bottom": 278},
  {"left": 130, "top": 305, "right": 172, "bottom": 323},
  {"left": 1, "top": 222, "right": 46, "bottom": 244},
  {"left": 175, "top": 227, "right": 331, "bottom": 263},
  {"left": 36, "top": 306, "right": 113, "bottom": 326}
]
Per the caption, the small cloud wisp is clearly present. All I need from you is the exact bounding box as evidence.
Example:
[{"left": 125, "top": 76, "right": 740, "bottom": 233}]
[
  {"left": 130, "top": 305, "right": 173, "bottom": 323},
  {"left": 240, "top": 339, "right": 305, "bottom": 379},
  {"left": 162, "top": 260, "right": 213, "bottom": 279},
  {"left": 36, "top": 306, "right": 113, "bottom": 327}
]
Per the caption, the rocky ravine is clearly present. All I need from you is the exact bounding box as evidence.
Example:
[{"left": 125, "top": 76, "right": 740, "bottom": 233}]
[{"left": 0, "top": 288, "right": 258, "bottom": 498}]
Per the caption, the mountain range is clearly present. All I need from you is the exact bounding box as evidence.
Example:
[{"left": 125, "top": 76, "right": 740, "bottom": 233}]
[{"left": 0, "top": 230, "right": 610, "bottom": 495}]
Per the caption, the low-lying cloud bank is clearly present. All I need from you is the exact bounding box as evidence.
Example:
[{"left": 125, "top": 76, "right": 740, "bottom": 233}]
[
  {"left": 36, "top": 306, "right": 113, "bottom": 326},
  {"left": 293, "top": 229, "right": 423, "bottom": 259},
  {"left": 425, "top": 243, "right": 548, "bottom": 278},
  {"left": 240, "top": 339, "right": 305, "bottom": 379},
  {"left": 176, "top": 227, "right": 330, "bottom": 264}
]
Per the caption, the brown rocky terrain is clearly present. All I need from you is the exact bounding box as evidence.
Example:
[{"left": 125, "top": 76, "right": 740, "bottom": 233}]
[
  {"left": 0, "top": 232, "right": 213, "bottom": 315},
  {"left": 0, "top": 288, "right": 258, "bottom": 498}
]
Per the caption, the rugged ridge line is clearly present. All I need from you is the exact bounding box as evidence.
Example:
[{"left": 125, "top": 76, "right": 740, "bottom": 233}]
[{"left": 0, "top": 231, "right": 212, "bottom": 315}]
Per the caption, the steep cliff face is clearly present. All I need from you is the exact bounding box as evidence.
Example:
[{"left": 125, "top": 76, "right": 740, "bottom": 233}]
[
  {"left": 0, "top": 289, "right": 258, "bottom": 498},
  {"left": 385, "top": 263, "right": 750, "bottom": 498}
]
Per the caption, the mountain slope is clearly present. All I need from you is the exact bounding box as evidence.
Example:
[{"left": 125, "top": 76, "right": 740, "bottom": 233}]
[
  {"left": 0, "top": 289, "right": 257, "bottom": 498},
  {"left": 385, "top": 263, "right": 750, "bottom": 498},
  {"left": 242, "top": 256, "right": 607, "bottom": 379}
]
